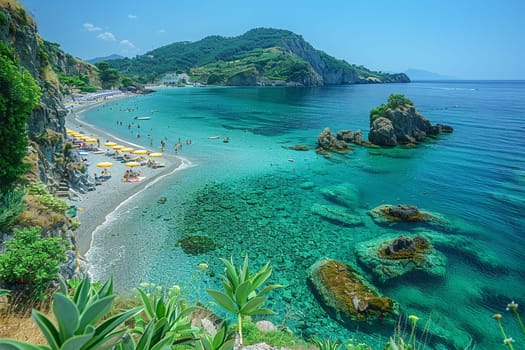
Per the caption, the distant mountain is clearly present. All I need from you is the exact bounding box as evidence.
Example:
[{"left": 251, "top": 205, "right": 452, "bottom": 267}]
[
  {"left": 404, "top": 68, "right": 456, "bottom": 80},
  {"left": 108, "top": 28, "right": 409, "bottom": 86},
  {"left": 87, "top": 54, "right": 125, "bottom": 64}
]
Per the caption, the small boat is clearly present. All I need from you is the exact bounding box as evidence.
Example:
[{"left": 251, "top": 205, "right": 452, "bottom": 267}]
[
  {"left": 134, "top": 116, "right": 152, "bottom": 120},
  {"left": 223, "top": 137, "right": 230, "bottom": 143},
  {"left": 208, "top": 135, "right": 221, "bottom": 139}
]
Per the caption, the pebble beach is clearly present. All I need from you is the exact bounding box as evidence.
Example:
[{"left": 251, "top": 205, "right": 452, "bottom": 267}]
[{"left": 64, "top": 95, "right": 187, "bottom": 254}]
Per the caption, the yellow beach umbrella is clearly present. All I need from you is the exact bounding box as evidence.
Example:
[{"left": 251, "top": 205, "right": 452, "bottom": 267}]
[
  {"left": 96, "top": 162, "right": 113, "bottom": 168},
  {"left": 149, "top": 152, "right": 163, "bottom": 157},
  {"left": 113, "top": 145, "right": 124, "bottom": 150},
  {"left": 86, "top": 138, "right": 98, "bottom": 143},
  {"left": 80, "top": 135, "right": 92, "bottom": 140},
  {"left": 132, "top": 149, "right": 148, "bottom": 155},
  {"left": 66, "top": 129, "right": 76, "bottom": 135},
  {"left": 125, "top": 161, "right": 141, "bottom": 167},
  {"left": 105, "top": 142, "right": 117, "bottom": 147},
  {"left": 120, "top": 147, "right": 134, "bottom": 152}
]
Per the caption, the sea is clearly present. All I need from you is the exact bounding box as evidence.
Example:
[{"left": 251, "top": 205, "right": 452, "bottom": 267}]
[{"left": 82, "top": 80, "right": 525, "bottom": 349}]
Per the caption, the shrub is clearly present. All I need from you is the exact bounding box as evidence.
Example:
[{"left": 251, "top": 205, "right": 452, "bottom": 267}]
[
  {"left": 370, "top": 94, "right": 414, "bottom": 124},
  {"left": 0, "top": 187, "right": 26, "bottom": 231},
  {"left": 0, "top": 227, "right": 66, "bottom": 299}
]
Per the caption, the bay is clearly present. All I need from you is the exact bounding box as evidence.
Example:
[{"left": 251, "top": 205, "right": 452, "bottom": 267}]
[{"left": 84, "top": 81, "right": 525, "bottom": 349}]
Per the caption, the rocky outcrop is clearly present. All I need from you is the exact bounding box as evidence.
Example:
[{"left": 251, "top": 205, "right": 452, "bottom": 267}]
[
  {"left": 317, "top": 128, "right": 352, "bottom": 153},
  {"left": 308, "top": 258, "right": 398, "bottom": 324},
  {"left": 368, "top": 104, "right": 453, "bottom": 146},
  {"left": 355, "top": 235, "right": 447, "bottom": 282}
]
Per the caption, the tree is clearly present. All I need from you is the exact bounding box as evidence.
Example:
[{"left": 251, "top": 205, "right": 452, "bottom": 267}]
[
  {"left": 96, "top": 61, "right": 120, "bottom": 89},
  {"left": 0, "top": 40, "right": 41, "bottom": 192}
]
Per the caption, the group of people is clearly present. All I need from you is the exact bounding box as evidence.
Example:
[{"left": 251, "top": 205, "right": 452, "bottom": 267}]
[{"left": 123, "top": 169, "right": 144, "bottom": 182}]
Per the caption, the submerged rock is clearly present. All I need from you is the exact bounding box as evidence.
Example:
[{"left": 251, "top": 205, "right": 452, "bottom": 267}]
[
  {"left": 308, "top": 258, "right": 398, "bottom": 324},
  {"left": 311, "top": 203, "right": 363, "bottom": 226},
  {"left": 368, "top": 204, "right": 446, "bottom": 226},
  {"left": 320, "top": 183, "right": 360, "bottom": 209},
  {"left": 355, "top": 235, "right": 447, "bottom": 282},
  {"left": 176, "top": 235, "right": 216, "bottom": 255},
  {"left": 287, "top": 144, "right": 310, "bottom": 151}
]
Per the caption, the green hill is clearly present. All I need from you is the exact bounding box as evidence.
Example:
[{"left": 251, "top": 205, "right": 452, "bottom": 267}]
[{"left": 108, "top": 28, "right": 410, "bottom": 86}]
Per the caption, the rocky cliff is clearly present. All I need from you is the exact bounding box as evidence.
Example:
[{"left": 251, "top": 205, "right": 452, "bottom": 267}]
[{"left": 0, "top": 2, "right": 97, "bottom": 189}]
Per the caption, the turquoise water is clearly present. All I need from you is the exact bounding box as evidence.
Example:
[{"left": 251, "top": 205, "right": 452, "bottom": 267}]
[{"left": 83, "top": 81, "right": 525, "bottom": 349}]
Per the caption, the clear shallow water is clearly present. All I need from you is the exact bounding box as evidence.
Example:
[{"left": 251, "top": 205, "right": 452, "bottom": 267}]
[{"left": 84, "top": 81, "right": 525, "bottom": 349}]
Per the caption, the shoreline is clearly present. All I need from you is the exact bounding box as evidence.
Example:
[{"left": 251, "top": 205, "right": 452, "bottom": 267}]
[{"left": 65, "top": 95, "right": 190, "bottom": 255}]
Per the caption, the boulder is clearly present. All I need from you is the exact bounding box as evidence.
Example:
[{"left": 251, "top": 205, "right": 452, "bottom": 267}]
[
  {"left": 311, "top": 203, "right": 363, "bottom": 226},
  {"left": 317, "top": 128, "right": 351, "bottom": 153},
  {"left": 368, "top": 117, "right": 397, "bottom": 146},
  {"left": 355, "top": 235, "right": 447, "bottom": 282},
  {"left": 336, "top": 129, "right": 368, "bottom": 146},
  {"left": 308, "top": 258, "right": 398, "bottom": 324},
  {"left": 320, "top": 183, "right": 360, "bottom": 209}
]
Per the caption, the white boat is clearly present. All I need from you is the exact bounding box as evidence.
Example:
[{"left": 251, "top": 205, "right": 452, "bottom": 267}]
[
  {"left": 134, "top": 116, "right": 152, "bottom": 120},
  {"left": 208, "top": 135, "right": 221, "bottom": 139}
]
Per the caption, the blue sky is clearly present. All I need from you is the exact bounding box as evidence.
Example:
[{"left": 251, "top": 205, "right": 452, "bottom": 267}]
[{"left": 19, "top": 0, "right": 525, "bottom": 79}]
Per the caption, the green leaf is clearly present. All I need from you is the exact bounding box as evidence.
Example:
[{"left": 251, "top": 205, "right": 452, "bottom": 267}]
[
  {"left": 31, "top": 309, "right": 60, "bottom": 350},
  {"left": 52, "top": 293, "right": 80, "bottom": 342},
  {"left": 78, "top": 295, "right": 115, "bottom": 331},
  {"left": 220, "top": 258, "right": 239, "bottom": 289},
  {"left": 199, "top": 336, "right": 212, "bottom": 350},
  {"left": 250, "top": 265, "right": 271, "bottom": 290},
  {"left": 137, "top": 288, "right": 154, "bottom": 320},
  {"left": 97, "top": 276, "right": 113, "bottom": 298},
  {"left": 240, "top": 296, "right": 266, "bottom": 315},
  {"left": 207, "top": 289, "right": 237, "bottom": 314},
  {"left": 155, "top": 297, "right": 166, "bottom": 319},
  {"left": 247, "top": 307, "right": 276, "bottom": 316},
  {"left": 83, "top": 306, "right": 143, "bottom": 349},
  {"left": 0, "top": 339, "right": 49, "bottom": 350},
  {"left": 240, "top": 254, "right": 249, "bottom": 283},
  {"left": 135, "top": 318, "right": 155, "bottom": 350},
  {"left": 234, "top": 280, "right": 252, "bottom": 307},
  {"left": 218, "top": 339, "right": 235, "bottom": 350},
  {"left": 73, "top": 276, "right": 91, "bottom": 313},
  {"left": 258, "top": 284, "right": 283, "bottom": 297},
  {"left": 212, "top": 321, "right": 227, "bottom": 350},
  {"left": 60, "top": 332, "right": 94, "bottom": 350}
]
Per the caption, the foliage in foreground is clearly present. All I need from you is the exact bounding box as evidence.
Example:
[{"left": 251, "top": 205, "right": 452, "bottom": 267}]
[
  {"left": 206, "top": 254, "right": 282, "bottom": 345},
  {"left": 0, "top": 226, "right": 66, "bottom": 299},
  {"left": 0, "top": 187, "right": 26, "bottom": 231}
]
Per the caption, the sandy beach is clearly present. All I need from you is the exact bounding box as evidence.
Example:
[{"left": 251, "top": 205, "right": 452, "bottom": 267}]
[{"left": 65, "top": 95, "right": 188, "bottom": 254}]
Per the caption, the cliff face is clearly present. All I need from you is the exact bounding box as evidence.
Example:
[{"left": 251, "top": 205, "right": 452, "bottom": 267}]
[
  {"left": 0, "top": 2, "right": 95, "bottom": 189},
  {"left": 281, "top": 35, "right": 409, "bottom": 85}
]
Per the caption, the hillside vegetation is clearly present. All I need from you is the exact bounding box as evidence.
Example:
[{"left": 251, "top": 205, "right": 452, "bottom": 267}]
[{"left": 108, "top": 28, "right": 410, "bottom": 86}]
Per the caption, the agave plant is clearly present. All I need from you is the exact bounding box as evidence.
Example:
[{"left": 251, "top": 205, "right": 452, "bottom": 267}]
[
  {"left": 207, "top": 255, "right": 282, "bottom": 345},
  {"left": 196, "top": 321, "right": 235, "bottom": 350},
  {"left": 311, "top": 337, "right": 342, "bottom": 350},
  {"left": 0, "top": 276, "right": 142, "bottom": 350},
  {"left": 115, "top": 285, "right": 199, "bottom": 350}
]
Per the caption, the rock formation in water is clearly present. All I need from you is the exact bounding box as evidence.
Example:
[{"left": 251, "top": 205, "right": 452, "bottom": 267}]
[
  {"left": 368, "top": 95, "right": 453, "bottom": 146},
  {"left": 308, "top": 258, "right": 398, "bottom": 324},
  {"left": 355, "top": 235, "right": 447, "bottom": 282}
]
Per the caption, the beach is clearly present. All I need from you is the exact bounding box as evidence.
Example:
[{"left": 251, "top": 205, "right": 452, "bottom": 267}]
[{"left": 65, "top": 95, "right": 188, "bottom": 254}]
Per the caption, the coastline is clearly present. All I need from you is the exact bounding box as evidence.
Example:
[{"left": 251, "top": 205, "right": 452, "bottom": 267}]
[{"left": 65, "top": 95, "right": 190, "bottom": 255}]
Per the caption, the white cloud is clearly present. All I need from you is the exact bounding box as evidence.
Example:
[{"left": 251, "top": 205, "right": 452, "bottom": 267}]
[
  {"left": 120, "top": 40, "right": 136, "bottom": 49},
  {"left": 97, "top": 32, "right": 116, "bottom": 41},
  {"left": 128, "top": 14, "right": 137, "bottom": 19},
  {"left": 83, "top": 23, "right": 102, "bottom": 32}
]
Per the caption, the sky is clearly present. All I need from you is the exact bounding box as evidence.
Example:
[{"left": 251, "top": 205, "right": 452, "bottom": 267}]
[{"left": 18, "top": 0, "right": 525, "bottom": 80}]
